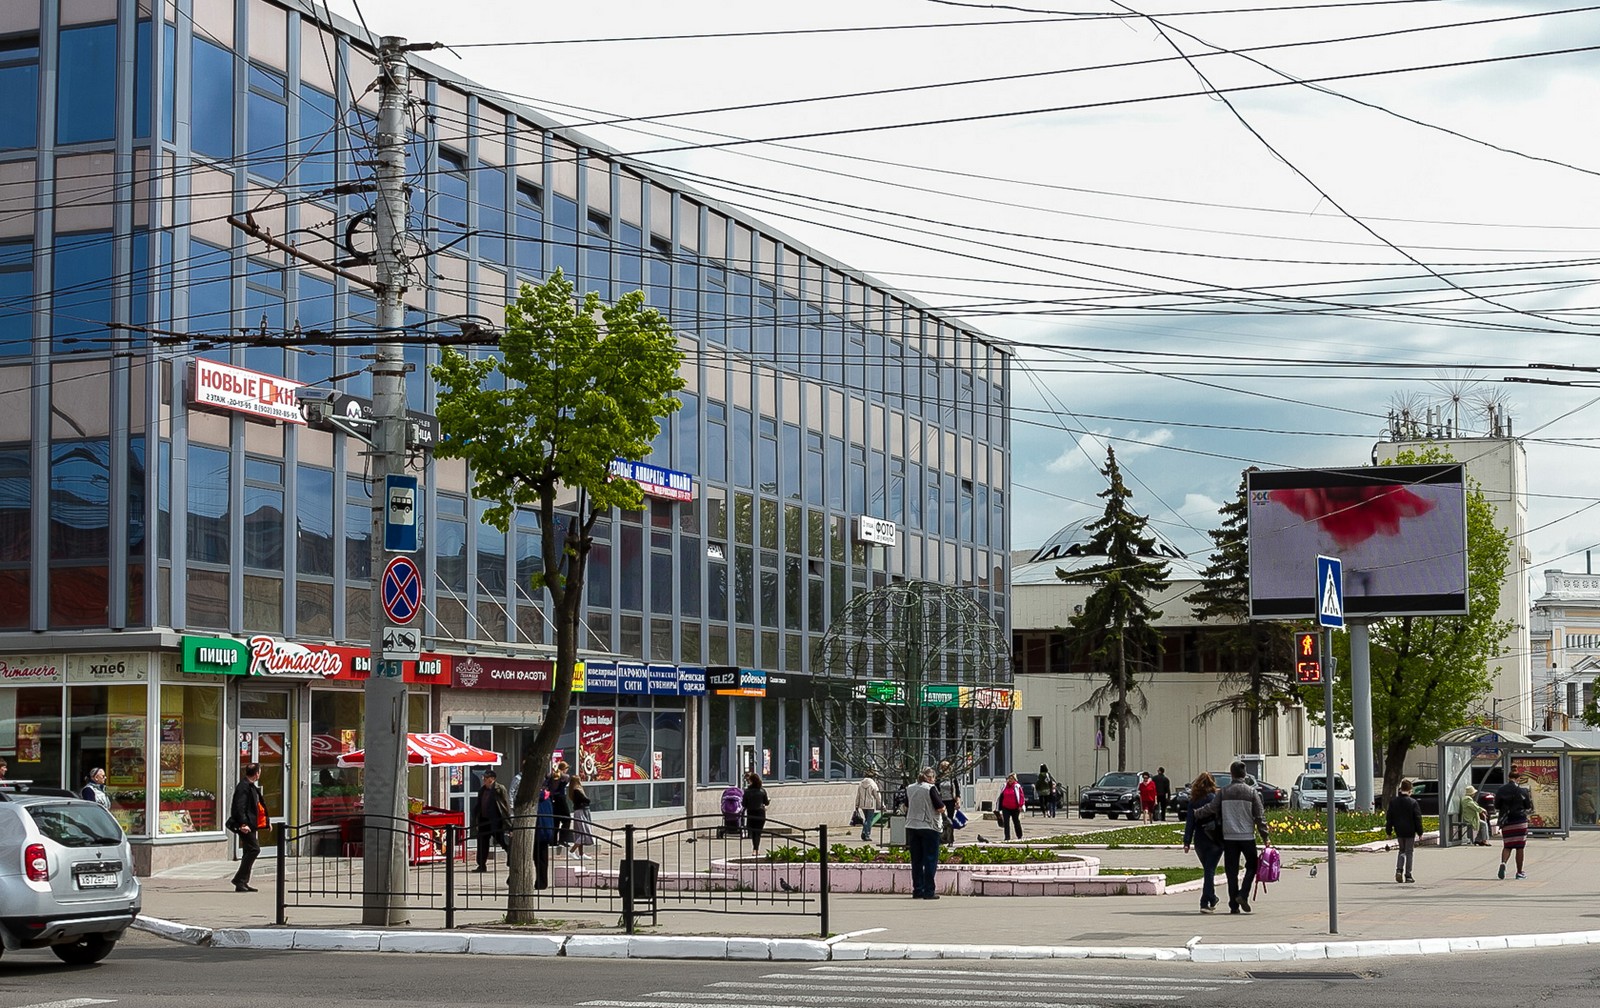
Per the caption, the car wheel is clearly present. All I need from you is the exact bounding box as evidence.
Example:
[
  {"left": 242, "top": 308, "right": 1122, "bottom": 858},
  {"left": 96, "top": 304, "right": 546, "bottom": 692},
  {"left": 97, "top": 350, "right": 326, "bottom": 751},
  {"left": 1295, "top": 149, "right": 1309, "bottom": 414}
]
[
  {"left": 51, "top": 935, "right": 116, "bottom": 966},
  {"left": 1080, "top": 812, "right": 1095, "bottom": 819}
]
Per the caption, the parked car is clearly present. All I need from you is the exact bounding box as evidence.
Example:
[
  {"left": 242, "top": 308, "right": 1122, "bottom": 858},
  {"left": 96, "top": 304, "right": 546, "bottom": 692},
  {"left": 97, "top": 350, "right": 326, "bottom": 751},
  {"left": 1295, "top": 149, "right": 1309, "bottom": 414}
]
[
  {"left": 1076, "top": 771, "right": 1142, "bottom": 819},
  {"left": 1168, "top": 773, "right": 1288, "bottom": 819},
  {"left": 1291, "top": 771, "right": 1356, "bottom": 811},
  {"left": 0, "top": 784, "right": 141, "bottom": 964},
  {"left": 1408, "top": 778, "right": 1441, "bottom": 815}
]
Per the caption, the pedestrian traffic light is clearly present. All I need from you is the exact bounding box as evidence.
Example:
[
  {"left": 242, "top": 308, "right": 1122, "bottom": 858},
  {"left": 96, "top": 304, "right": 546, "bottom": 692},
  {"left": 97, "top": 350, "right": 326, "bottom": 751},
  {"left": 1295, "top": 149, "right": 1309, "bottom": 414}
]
[{"left": 1294, "top": 631, "right": 1322, "bottom": 684}]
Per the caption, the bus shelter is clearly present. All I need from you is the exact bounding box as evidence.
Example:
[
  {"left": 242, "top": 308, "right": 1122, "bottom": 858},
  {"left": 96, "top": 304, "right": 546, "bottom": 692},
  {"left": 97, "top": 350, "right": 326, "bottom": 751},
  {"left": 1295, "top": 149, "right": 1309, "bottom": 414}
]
[{"left": 1436, "top": 727, "right": 1598, "bottom": 845}]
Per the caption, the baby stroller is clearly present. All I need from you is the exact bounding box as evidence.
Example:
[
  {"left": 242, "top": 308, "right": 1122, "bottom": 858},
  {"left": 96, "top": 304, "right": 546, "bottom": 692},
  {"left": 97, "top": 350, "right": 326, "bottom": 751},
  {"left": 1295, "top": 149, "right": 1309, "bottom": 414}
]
[{"left": 718, "top": 785, "right": 744, "bottom": 838}]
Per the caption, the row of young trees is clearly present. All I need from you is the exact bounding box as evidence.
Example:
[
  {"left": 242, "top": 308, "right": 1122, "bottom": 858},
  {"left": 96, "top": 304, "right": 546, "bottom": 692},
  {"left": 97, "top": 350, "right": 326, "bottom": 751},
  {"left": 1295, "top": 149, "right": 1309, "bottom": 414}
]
[{"left": 1058, "top": 445, "right": 1512, "bottom": 805}]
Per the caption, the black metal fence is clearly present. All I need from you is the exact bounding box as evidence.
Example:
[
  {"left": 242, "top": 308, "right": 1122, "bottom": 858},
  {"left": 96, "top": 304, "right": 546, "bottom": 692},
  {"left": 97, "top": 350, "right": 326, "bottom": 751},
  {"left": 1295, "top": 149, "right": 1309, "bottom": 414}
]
[{"left": 275, "top": 813, "right": 831, "bottom": 935}]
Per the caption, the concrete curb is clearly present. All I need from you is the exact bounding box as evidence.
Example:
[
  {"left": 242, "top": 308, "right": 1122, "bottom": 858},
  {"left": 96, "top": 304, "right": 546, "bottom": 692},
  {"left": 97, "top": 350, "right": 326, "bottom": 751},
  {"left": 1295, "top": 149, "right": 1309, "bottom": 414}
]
[{"left": 131, "top": 915, "right": 1600, "bottom": 962}]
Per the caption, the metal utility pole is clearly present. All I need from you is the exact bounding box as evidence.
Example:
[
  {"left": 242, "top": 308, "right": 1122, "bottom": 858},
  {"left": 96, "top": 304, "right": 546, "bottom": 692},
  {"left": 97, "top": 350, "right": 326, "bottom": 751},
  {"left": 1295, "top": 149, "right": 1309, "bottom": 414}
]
[
  {"left": 361, "top": 35, "right": 413, "bottom": 926},
  {"left": 1350, "top": 621, "right": 1375, "bottom": 811}
]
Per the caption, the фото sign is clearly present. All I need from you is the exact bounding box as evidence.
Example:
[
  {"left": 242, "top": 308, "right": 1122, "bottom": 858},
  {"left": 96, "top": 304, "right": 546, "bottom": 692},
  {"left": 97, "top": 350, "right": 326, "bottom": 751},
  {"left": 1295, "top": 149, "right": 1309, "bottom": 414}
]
[
  {"left": 190, "top": 359, "right": 306, "bottom": 425},
  {"left": 855, "top": 515, "right": 898, "bottom": 547}
]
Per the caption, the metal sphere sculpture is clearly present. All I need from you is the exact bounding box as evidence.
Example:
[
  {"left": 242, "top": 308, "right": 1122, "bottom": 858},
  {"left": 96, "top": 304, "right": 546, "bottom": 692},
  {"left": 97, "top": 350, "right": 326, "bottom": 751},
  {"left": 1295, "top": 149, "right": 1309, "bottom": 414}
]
[{"left": 811, "top": 580, "right": 1013, "bottom": 791}]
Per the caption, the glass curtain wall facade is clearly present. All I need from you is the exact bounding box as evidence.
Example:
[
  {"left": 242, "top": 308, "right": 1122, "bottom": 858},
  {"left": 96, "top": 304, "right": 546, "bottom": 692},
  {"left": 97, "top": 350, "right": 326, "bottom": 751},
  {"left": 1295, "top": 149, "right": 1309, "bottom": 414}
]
[{"left": 0, "top": 0, "right": 1011, "bottom": 847}]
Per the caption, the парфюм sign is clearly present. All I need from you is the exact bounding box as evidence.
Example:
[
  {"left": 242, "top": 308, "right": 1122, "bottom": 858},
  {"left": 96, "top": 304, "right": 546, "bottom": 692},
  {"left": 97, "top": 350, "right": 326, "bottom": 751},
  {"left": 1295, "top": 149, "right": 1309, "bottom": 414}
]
[{"left": 189, "top": 359, "right": 306, "bottom": 425}]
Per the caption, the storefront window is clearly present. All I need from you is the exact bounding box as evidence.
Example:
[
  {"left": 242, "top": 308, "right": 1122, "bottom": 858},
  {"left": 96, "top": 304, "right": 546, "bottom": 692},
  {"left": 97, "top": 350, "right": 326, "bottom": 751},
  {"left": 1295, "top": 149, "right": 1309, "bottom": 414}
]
[
  {"left": 616, "top": 705, "right": 650, "bottom": 782},
  {"left": 4, "top": 686, "right": 64, "bottom": 789},
  {"left": 155, "top": 684, "right": 223, "bottom": 833},
  {"left": 69, "top": 684, "right": 149, "bottom": 836},
  {"left": 309, "top": 689, "right": 429, "bottom": 817}
]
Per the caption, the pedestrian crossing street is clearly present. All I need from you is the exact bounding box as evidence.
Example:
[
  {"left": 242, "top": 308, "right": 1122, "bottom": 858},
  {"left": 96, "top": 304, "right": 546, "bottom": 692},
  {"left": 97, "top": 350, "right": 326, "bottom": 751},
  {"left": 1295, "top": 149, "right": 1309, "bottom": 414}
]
[{"left": 579, "top": 963, "right": 1253, "bottom": 1008}]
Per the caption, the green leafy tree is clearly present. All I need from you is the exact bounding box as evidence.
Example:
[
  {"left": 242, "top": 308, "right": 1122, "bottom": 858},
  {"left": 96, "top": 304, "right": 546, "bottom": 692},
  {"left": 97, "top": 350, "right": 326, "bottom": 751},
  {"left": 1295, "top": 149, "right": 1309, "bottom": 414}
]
[
  {"left": 1190, "top": 469, "right": 1299, "bottom": 752},
  {"left": 1303, "top": 446, "right": 1513, "bottom": 806},
  {"left": 1056, "top": 446, "right": 1170, "bottom": 770},
  {"left": 432, "top": 271, "right": 684, "bottom": 920}
]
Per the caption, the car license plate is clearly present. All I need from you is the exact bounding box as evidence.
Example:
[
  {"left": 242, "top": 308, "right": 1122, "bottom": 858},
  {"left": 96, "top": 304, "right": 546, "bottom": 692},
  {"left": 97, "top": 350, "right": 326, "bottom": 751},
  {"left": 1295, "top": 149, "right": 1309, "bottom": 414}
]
[
  {"left": 1093, "top": 802, "right": 1109, "bottom": 808},
  {"left": 76, "top": 872, "right": 118, "bottom": 889}
]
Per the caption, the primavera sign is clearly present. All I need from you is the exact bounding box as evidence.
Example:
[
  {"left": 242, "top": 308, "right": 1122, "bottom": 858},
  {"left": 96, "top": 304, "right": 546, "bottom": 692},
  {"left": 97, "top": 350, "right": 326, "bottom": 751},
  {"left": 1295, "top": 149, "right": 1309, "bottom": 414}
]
[{"left": 247, "top": 635, "right": 343, "bottom": 678}]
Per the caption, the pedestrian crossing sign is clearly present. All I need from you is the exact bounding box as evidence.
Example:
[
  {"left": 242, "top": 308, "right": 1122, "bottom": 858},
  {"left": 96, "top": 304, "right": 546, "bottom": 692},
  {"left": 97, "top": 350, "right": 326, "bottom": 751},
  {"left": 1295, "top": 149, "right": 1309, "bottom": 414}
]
[{"left": 1317, "top": 555, "right": 1344, "bottom": 629}]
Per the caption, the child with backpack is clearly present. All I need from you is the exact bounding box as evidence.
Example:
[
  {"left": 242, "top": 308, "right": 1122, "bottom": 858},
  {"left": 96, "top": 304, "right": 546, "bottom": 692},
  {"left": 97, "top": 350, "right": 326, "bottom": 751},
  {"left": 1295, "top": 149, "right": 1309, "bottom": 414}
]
[{"left": 1385, "top": 778, "right": 1425, "bottom": 883}]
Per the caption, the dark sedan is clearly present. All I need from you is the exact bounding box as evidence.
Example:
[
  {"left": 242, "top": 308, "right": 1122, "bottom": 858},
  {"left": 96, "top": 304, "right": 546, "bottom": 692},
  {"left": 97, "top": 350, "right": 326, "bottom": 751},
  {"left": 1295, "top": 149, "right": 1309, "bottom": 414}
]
[
  {"left": 1076, "top": 771, "right": 1142, "bottom": 819},
  {"left": 1168, "top": 772, "right": 1288, "bottom": 819}
]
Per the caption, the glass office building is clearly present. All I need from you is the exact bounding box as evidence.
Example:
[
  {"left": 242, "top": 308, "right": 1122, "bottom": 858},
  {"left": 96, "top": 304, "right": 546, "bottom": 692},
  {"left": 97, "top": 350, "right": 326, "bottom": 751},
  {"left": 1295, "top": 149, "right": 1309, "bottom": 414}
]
[{"left": 0, "top": 0, "right": 1010, "bottom": 872}]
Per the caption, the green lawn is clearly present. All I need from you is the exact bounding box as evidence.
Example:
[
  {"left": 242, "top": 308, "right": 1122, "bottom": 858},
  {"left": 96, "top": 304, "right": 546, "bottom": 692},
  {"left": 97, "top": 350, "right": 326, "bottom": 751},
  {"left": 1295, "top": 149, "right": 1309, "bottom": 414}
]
[{"left": 1038, "top": 810, "right": 1438, "bottom": 850}]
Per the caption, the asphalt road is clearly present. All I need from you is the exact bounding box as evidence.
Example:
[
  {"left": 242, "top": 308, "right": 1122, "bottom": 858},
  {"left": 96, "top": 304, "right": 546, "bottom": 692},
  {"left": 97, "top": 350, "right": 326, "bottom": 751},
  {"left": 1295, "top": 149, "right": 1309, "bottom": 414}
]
[{"left": 3, "top": 932, "right": 1599, "bottom": 1008}]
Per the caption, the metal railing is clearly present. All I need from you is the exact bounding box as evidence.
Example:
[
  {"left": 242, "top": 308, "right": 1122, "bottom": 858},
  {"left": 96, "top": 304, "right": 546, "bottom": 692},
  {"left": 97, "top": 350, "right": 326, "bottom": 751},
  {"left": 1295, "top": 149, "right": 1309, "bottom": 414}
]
[{"left": 275, "top": 812, "right": 831, "bottom": 935}]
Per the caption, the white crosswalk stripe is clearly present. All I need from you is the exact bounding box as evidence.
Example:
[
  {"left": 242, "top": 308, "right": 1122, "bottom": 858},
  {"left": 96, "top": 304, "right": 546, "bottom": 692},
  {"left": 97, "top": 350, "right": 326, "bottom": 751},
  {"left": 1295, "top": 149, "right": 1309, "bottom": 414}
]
[{"left": 579, "top": 962, "right": 1251, "bottom": 1008}]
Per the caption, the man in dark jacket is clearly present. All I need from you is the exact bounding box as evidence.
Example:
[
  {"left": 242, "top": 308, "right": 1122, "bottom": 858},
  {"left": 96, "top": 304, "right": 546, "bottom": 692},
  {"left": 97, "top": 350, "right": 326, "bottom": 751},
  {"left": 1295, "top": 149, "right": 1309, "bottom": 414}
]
[
  {"left": 228, "top": 764, "right": 268, "bottom": 893},
  {"left": 1385, "top": 778, "right": 1425, "bottom": 883},
  {"left": 473, "top": 769, "right": 511, "bottom": 872},
  {"left": 1196, "top": 760, "right": 1268, "bottom": 914},
  {"left": 1153, "top": 767, "right": 1172, "bottom": 821}
]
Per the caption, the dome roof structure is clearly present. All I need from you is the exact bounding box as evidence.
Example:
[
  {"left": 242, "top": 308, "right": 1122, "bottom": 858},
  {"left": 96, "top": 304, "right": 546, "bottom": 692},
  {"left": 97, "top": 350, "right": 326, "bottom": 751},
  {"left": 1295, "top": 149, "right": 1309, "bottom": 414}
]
[{"left": 1013, "top": 518, "right": 1208, "bottom": 585}]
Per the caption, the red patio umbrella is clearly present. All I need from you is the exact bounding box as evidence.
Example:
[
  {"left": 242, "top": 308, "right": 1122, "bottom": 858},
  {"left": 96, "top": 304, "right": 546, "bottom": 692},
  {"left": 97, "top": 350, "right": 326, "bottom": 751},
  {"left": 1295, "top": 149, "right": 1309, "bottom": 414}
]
[{"left": 335, "top": 733, "right": 502, "bottom": 768}]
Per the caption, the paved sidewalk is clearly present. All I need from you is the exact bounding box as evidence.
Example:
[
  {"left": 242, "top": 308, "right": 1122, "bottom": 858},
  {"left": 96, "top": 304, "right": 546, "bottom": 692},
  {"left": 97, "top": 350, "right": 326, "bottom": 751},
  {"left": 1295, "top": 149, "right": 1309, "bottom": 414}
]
[{"left": 134, "top": 825, "right": 1600, "bottom": 962}]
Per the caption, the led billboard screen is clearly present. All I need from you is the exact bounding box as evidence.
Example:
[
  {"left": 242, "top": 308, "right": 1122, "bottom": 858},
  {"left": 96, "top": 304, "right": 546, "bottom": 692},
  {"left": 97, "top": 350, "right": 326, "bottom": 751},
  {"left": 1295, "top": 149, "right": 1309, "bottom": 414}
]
[{"left": 1247, "top": 463, "right": 1468, "bottom": 619}]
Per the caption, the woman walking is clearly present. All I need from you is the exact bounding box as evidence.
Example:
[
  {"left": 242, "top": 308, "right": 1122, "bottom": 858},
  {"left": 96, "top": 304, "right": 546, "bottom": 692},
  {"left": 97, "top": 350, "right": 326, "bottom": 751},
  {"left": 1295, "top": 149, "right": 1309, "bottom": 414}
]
[
  {"left": 742, "top": 771, "right": 771, "bottom": 853},
  {"left": 1036, "top": 764, "right": 1058, "bottom": 818},
  {"left": 996, "top": 772, "right": 1026, "bottom": 840},
  {"left": 1496, "top": 771, "right": 1534, "bottom": 879},
  {"left": 568, "top": 776, "right": 596, "bottom": 858},
  {"left": 1182, "top": 771, "right": 1222, "bottom": 913}
]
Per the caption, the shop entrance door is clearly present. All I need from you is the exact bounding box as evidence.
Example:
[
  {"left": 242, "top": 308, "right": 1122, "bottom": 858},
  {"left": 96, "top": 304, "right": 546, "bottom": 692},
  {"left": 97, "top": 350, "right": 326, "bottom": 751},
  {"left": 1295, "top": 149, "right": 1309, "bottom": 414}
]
[
  {"left": 445, "top": 724, "right": 496, "bottom": 816},
  {"left": 238, "top": 710, "right": 291, "bottom": 856}
]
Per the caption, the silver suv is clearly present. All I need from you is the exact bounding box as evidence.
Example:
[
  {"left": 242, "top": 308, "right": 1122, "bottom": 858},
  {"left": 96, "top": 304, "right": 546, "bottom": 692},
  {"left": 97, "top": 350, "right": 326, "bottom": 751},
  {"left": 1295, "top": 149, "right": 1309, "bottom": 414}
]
[
  {"left": 1291, "top": 772, "right": 1356, "bottom": 812},
  {"left": 0, "top": 785, "right": 141, "bottom": 964}
]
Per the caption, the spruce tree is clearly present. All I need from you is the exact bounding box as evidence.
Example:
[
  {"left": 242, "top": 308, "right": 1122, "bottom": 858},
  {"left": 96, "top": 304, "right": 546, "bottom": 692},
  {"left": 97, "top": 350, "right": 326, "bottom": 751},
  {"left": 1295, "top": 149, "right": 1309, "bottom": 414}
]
[
  {"left": 1056, "top": 446, "right": 1170, "bottom": 770},
  {"left": 1189, "top": 469, "right": 1298, "bottom": 753}
]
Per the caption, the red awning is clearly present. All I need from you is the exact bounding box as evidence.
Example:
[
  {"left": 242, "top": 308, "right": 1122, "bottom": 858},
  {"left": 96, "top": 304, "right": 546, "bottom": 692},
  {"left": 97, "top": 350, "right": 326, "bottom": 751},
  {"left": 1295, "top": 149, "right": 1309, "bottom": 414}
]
[{"left": 336, "top": 733, "right": 502, "bottom": 768}]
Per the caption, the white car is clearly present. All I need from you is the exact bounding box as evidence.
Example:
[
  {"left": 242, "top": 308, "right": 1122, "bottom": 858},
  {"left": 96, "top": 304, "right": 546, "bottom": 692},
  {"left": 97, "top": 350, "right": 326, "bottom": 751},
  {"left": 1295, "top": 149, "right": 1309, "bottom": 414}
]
[
  {"left": 0, "top": 785, "right": 141, "bottom": 964},
  {"left": 1290, "top": 772, "right": 1355, "bottom": 811}
]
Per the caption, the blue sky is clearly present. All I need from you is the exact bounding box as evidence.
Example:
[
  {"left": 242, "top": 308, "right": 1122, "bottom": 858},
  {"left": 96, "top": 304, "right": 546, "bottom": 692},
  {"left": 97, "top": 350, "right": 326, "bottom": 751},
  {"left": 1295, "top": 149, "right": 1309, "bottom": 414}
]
[{"left": 328, "top": 0, "right": 1600, "bottom": 576}]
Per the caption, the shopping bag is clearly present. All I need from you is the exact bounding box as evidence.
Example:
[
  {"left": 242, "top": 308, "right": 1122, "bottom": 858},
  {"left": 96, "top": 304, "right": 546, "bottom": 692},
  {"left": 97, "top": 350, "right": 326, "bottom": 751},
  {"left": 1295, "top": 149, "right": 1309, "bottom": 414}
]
[{"left": 951, "top": 809, "right": 969, "bottom": 829}]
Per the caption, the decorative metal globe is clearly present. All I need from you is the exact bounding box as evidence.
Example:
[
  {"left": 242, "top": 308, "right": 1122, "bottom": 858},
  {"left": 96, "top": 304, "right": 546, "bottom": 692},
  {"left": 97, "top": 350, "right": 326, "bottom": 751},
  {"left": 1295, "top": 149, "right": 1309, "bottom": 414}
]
[{"left": 811, "top": 580, "right": 1013, "bottom": 792}]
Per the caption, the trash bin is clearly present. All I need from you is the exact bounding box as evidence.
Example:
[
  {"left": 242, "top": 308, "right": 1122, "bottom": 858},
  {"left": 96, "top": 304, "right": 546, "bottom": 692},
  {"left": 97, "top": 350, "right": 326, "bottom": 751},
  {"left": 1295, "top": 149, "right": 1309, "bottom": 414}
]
[{"left": 619, "top": 858, "right": 659, "bottom": 927}]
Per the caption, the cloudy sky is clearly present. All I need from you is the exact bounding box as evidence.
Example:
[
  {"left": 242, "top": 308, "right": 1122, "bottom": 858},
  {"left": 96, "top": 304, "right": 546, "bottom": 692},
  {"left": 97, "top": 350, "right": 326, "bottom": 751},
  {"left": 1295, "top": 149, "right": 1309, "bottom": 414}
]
[{"left": 326, "top": 0, "right": 1600, "bottom": 578}]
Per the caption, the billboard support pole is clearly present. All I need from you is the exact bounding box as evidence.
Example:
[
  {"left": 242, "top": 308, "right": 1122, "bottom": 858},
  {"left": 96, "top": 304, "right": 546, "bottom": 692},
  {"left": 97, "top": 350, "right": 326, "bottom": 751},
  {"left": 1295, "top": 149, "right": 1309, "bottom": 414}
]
[{"left": 1350, "top": 621, "right": 1375, "bottom": 811}]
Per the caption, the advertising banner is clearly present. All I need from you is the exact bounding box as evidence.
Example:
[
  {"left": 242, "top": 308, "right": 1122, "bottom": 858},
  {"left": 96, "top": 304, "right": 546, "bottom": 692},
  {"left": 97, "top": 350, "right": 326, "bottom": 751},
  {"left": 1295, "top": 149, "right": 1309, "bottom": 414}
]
[
  {"left": 578, "top": 709, "right": 616, "bottom": 781},
  {"left": 190, "top": 358, "right": 306, "bottom": 425},
  {"left": 1512, "top": 755, "right": 1563, "bottom": 831}
]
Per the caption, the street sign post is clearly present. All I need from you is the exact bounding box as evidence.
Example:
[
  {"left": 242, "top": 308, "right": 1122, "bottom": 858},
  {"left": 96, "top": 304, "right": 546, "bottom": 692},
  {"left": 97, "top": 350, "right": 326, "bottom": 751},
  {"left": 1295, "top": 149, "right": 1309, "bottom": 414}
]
[
  {"left": 383, "top": 474, "right": 418, "bottom": 553},
  {"left": 1317, "top": 555, "right": 1344, "bottom": 629},
  {"left": 381, "top": 625, "right": 421, "bottom": 661},
  {"left": 1315, "top": 556, "right": 1341, "bottom": 933},
  {"left": 381, "top": 556, "right": 422, "bottom": 625}
]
